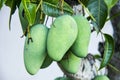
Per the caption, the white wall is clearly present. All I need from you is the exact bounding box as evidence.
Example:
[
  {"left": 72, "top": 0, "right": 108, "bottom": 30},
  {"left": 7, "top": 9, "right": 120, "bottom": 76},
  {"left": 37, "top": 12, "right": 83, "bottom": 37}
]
[
  {"left": 88, "top": 20, "right": 113, "bottom": 54},
  {"left": 0, "top": 6, "right": 113, "bottom": 80}
]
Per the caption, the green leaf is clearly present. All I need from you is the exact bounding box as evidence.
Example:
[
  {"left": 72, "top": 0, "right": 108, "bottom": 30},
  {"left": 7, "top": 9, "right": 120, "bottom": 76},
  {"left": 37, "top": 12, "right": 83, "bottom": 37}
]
[
  {"left": 80, "top": 0, "right": 89, "bottom": 6},
  {"left": 5, "top": 0, "right": 16, "bottom": 30},
  {"left": 0, "top": 0, "right": 4, "bottom": 9},
  {"left": 35, "top": 10, "right": 45, "bottom": 25},
  {"left": 104, "top": 0, "right": 118, "bottom": 9},
  {"left": 19, "top": 2, "right": 44, "bottom": 33},
  {"left": 5, "top": 0, "right": 16, "bottom": 14},
  {"left": 99, "top": 34, "right": 114, "bottom": 69},
  {"left": 42, "top": 0, "right": 74, "bottom": 17},
  {"left": 5, "top": 0, "right": 21, "bottom": 30},
  {"left": 27, "top": 3, "right": 36, "bottom": 25},
  {"left": 22, "top": 0, "right": 36, "bottom": 26},
  {"left": 87, "top": 0, "right": 108, "bottom": 32},
  {"left": 94, "top": 54, "right": 101, "bottom": 59}
]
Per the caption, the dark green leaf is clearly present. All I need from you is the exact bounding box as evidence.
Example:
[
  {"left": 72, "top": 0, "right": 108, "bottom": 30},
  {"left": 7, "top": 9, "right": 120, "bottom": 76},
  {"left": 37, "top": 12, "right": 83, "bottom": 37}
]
[
  {"left": 80, "top": 0, "right": 89, "bottom": 6},
  {"left": 94, "top": 54, "right": 101, "bottom": 59},
  {"left": 87, "top": 0, "right": 108, "bottom": 32},
  {"left": 106, "top": 10, "right": 120, "bottom": 21},
  {"left": 5, "top": 0, "right": 21, "bottom": 14},
  {"left": 18, "top": 2, "right": 29, "bottom": 33},
  {"left": 99, "top": 34, "right": 114, "bottom": 69},
  {"left": 35, "top": 10, "right": 45, "bottom": 25},
  {"left": 5, "top": 0, "right": 21, "bottom": 30},
  {"left": 5, "top": 0, "right": 17, "bottom": 30},
  {"left": 42, "top": 0, "right": 73, "bottom": 17},
  {"left": 0, "top": 0, "right": 4, "bottom": 9}
]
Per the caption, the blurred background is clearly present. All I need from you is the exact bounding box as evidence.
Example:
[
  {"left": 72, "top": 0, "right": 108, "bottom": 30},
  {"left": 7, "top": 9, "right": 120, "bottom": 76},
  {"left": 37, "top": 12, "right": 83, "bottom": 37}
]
[{"left": 0, "top": 5, "right": 113, "bottom": 80}]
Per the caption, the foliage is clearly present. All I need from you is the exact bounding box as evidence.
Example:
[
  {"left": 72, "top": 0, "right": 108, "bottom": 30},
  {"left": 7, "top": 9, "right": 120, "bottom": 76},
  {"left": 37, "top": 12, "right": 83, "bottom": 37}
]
[
  {"left": 99, "top": 34, "right": 114, "bottom": 69},
  {"left": 104, "top": 0, "right": 118, "bottom": 10},
  {"left": 87, "top": 0, "right": 108, "bottom": 32},
  {"left": 0, "top": 0, "right": 117, "bottom": 78}
]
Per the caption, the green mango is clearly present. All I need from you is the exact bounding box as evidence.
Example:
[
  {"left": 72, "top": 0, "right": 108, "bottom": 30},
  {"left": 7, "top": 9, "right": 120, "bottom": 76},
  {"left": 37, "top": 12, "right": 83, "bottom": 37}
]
[
  {"left": 71, "top": 15, "right": 91, "bottom": 58},
  {"left": 55, "top": 76, "right": 71, "bottom": 80},
  {"left": 19, "top": 2, "right": 45, "bottom": 33},
  {"left": 41, "top": 53, "right": 53, "bottom": 69},
  {"left": 94, "top": 75, "right": 110, "bottom": 80},
  {"left": 58, "top": 51, "right": 81, "bottom": 74},
  {"left": 24, "top": 24, "right": 48, "bottom": 75},
  {"left": 47, "top": 15, "right": 78, "bottom": 61}
]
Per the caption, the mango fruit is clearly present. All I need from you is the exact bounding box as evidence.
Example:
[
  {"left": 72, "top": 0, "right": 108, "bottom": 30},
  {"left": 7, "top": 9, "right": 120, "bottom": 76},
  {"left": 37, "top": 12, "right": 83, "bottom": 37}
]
[
  {"left": 41, "top": 53, "right": 53, "bottom": 69},
  {"left": 71, "top": 15, "right": 91, "bottom": 57},
  {"left": 47, "top": 15, "right": 78, "bottom": 61},
  {"left": 24, "top": 24, "right": 48, "bottom": 75},
  {"left": 55, "top": 76, "right": 71, "bottom": 80},
  {"left": 58, "top": 51, "right": 81, "bottom": 74},
  {"left": 94, "top": 75, "right": 110, "bottom": 80}
]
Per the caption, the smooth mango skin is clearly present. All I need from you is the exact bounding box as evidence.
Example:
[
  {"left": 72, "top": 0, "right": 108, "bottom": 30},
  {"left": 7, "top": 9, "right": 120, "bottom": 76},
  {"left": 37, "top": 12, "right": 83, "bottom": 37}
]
[
  {"left": 58, "top": 51, "right": 81, "bottom": 74},
  {"left": 94, "top": 75, "right": 110, "bottom": 80},
  {"left": 71, "top": 15, "right": 91, "bottom": 58},
  {"left": 41, "top": 53, "right": 53, "bottom": 69},
  {"left": 24, "top": 24, "right": 48, "bottom": 75},
  {"left": 47, "top": 15, "right": 78, "bottom": 61},
  {"left": 55, "top": 77, "right": 71, "bottom": 80}
]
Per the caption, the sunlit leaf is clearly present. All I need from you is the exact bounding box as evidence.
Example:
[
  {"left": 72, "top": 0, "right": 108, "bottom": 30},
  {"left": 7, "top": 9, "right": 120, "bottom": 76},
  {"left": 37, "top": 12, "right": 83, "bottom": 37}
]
[
  {"left": 99, "top": 34, "right": 114, "bottom": 69},
  {"left": 104, "top": 0, "right": 118, "bottom": 10},
  {"left": 22, "top": 0, "right": 36, "bottom": 26},
  {"left": 27, "top": 3, "right": 36, "bottom": 25},
  {"left": 19, "top": 2, "right": 45, "bottom": 33}
]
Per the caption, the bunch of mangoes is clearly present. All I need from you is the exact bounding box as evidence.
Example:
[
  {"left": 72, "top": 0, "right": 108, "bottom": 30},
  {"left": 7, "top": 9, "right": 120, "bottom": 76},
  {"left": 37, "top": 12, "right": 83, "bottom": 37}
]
[{"left": 21, "top": 14, "right": 91, "bottom": 75}]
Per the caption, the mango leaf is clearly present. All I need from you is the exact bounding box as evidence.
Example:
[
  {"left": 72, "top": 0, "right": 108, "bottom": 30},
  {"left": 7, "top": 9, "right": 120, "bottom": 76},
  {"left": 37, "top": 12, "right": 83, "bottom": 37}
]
[
  {"left": 35, "top": 10, "right": 45, "bottom": 25},
  {"left": 0, "top": 0, "right": 8, "bottom": 9},
  {"left": 5, "top": 0, "right": 21, "bottom": 30},
  {"left": 99, "top": 34, "right": 114, "bottom": 69},
  {"left": 42, "top": 0, "right": 73, "bottom": 17},
  {"left": 80, "top": 0, "right": 89, "bottom": 6},
  {"left": 0, "top": 0, "right": 4, "bottom": 9},
  {"left": 19, "top": 2, "right": 45, "bottom": 34},
  {"left": 5, "top": 0, "right": 16, "bottom": 14},
  {"left": 87, "top": 0, "right": 108, "bottom": 32},
  {"left": 104, "top": 0, "right": 118, "bottom": 9},
  {"left": 27, "top": 3, "right": 36, "bottom": 25},
  {"left": 22, "top": 0, "right": 36, "bottom": 26},
  {"left": 18, "top": 2, "right": 29, "bottom": 33}
]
